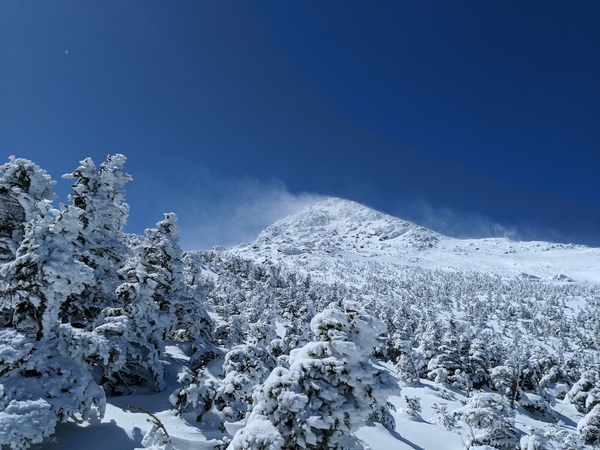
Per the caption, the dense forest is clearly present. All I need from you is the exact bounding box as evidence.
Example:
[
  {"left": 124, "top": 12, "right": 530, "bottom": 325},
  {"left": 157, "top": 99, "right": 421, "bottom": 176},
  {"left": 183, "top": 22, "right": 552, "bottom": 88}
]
[{"left": 0, "top": 155, "right": 599, "bottom": 449}]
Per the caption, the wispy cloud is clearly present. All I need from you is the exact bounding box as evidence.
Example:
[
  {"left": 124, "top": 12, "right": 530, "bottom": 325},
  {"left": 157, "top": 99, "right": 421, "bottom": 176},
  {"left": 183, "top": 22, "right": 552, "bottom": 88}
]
[
  {"left": 156, "top": 168, "right": 573, "bottom": 250},
  {"left": 391, "top": 196, "right": 520, "bottom": 240},
  {"left": 173, "top": 170, "right": 325, "bottom": 250},
  {"left": 390, "top": 196, "right": 583, "bottom": 244}
]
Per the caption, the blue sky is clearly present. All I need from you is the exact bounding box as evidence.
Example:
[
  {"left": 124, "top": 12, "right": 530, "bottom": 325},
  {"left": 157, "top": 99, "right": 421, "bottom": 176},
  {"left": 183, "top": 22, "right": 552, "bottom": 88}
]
[{"left": 1, "top": 1, "right": 599, "bottom": 249}]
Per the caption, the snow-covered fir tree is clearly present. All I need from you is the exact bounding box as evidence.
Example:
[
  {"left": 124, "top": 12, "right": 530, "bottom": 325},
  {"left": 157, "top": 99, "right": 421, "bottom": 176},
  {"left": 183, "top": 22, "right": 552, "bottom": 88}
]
[
  {"left": 229, "top": 301, "right": 398, "bottom": 449},
  {"left": 142, "top": 213, "right": 214, "bottom": 348},
  {"left": 0, "top": 198, "right": 105, "bottom": 449},
  {"left": 578, "top": 404, "right": 600, "bottom": 445},
  {"left": 59, "top": 155, "right": 131, "bottom": 328},
  {"left": 451, "top": 392, "right": 520, "bottom": 449},
  {"left": 0, "top": 157, "right": 56, "bottom": 264},
  {"left": 94, "top": 240, "right": 172, "bottom": 394}
]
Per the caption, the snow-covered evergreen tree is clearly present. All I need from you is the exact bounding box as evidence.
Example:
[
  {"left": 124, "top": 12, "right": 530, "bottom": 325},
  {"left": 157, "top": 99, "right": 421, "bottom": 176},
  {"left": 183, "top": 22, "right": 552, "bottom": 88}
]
[
  {"left": 213, "top": 343, "right": 277, "bottom": 424},
  {"left": 0, "top": 336, "right": 105, "bottom": 450},
  {"left": 142, "top": 213, "right": 213, "bottom": 345},
  {"left": 567, "top": 369, "right": 600, "bottom": 414},
  {"left": 230, "top": 301, "right": 398, "bottom": 449},
  {"left": 0, "top": 156, "right": 56, "bottom": 263},
  {"left": 94, "top": 255, "right": 169, "bottom": 395},
  {"left": 0, "top": 202, "right": 91, "bottom": 340},
  {"left": 0, "top": 201, "right": 105, "bottom": 449},
  {"left": 451, "top": 392, "right": 520, "bottom": 449},
  {"left": 396, "top": 344, "right": 421, "bottom": 386},
  {"left": 578, "top": 404, "right": 600, "bottom": 445},
  {"left": 60, "top": 155, "right": 131, "bottom": 328}
]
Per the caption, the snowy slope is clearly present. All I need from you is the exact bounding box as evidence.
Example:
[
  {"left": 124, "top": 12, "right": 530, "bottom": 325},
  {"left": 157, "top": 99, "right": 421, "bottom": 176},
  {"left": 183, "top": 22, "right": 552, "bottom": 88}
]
[{"left": 230, "top": 197, "right": 600, "bottom": 283}]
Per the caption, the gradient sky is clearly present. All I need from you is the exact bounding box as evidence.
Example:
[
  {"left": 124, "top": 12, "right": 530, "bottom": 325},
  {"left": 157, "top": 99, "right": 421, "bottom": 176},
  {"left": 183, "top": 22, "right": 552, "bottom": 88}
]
[{"left": 1, "top": 1, "right": 599, "bottom": 249}]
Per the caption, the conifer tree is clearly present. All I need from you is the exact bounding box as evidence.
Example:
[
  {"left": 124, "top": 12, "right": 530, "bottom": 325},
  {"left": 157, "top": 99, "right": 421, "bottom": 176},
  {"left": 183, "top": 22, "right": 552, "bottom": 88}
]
[
  {"left": 0, "top": 156, "right": 56, "bottom": 262},
  {"left": 60, "top": 155, "right": 131, "bottom": 327},
  {"left": 1, "top": 202, "right": 91, "bottom": 340},
  {"left": 567, "top": 369, "right": 600, "bottom": 414},
  {"left": 0, "top": 199, "right": 105, "bottom": 449},
  {"left": 230, "top": 301, "right": 398, "bottom": 449},
  {"left": 578, "top": 404, "right": 600, "bottom": 445},
  {"left": 141, "top": 213, "right": 213, "bottom": 345},
  {"left": 451, "top": 393, "right": 520, "bottom": 449},
  {"left": 94, "top": 247, "right": 170, "bottom": 395},
  {"left": 213, "top": 342, "right": 277, "bottom": 424}
]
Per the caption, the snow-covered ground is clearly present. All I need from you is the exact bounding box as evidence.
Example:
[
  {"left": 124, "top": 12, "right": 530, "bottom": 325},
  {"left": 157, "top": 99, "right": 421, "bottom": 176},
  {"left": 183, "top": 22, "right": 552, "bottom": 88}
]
[{"left": 30, "top": 348, "right": 591, "bottom": 449}]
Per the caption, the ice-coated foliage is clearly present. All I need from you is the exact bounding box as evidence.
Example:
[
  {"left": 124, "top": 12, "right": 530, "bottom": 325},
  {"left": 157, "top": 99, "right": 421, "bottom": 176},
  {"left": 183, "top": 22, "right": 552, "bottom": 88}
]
[
  {"left": 171, "top": 338, "right": 274, "bottom": 427},
  {"left": 60, "top": 155, "right": 132, "bottom": 327},
  {"left": 62, "top": 154, "right": 130, "bottom": 235},
  {"left": 228, "top": 415, "right": 284, "bottom": 450},
  {"left": 578, "top": 404, "right": 600, "bottom": 445},
  {"left": 0, "top": 202, "right": 92, "bottom": 339},
  {"left": 0, "top": 156, "right": 56, "bottom": 263},
  {"left": 0, "top": 330, "right": 105, "bottom": 449},
  {"left": 135, "top": 424, "right": 174, "bottom": 450},
  {"left": 143, "top": 213, "right": 213, "bottom": 344},
  {"left": 213, "top": 343, "right": 277, "bottom": 423},
  {"left": 451, "top": 393, "right": 520, "bottom": 449},
  {"left": 131, "top": 408, "right": 174, "bottom": 450},
  {"left": 169, "top": 364, "right": 214, "bottom": 420},
  {"left": 231, "top": 302, "right": 398, "bottom": 449},
  {"left": 567, "top": 369, "right": 600, "bottom": 414},
  {"left": 94, "top": 260, "right": 169, "bottom": 394}
]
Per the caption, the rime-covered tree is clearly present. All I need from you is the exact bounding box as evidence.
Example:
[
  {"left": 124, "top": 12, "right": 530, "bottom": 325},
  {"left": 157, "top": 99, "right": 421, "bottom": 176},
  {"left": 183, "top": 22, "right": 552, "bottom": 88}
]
[
  {"left": 0, "top": 202, "right": 91, "bottom": 340},
  {"left": 427, "top": 321, "right": 463, "bottom": 385},
  {"left": 94, "top": 253, "right": 170, "bottom": 395},
  {"left": 0, "top": 202, "right": 105, "bottom": 449},
  {"left": 578, "top": 404, "right": 600, "bottom": 445},
  {"left": 567, "top": 369, "right": 600, "bottom": 414},
  {"left": 230, "top": 301, "right": 398, "bottom": 449},
  {"left": 0, "top": 338, "right": 106, "bottom": 449},
  {"left": 141, "top": 213, "right": 213, "bottom": 345},
  {"left": 140, "top": 213, "right": 183, "bottom": 330},
  {"left": 213, "top": 343, "right": 277, "bottom": 424},
  {"left": 171, "top": 323, "right": 274, "bottom": 426},
  {"left": 60, "top": 155, "right": 131, "bottom": 327},
  {"left": 0, "top": 156, "right": 56, "bottom": 264},
  {"left": 391, "top": 329, "right": 421, "bottom": 386},
  {"left": 0, "top": 158, "right": 57, "bottom": 330},
  {"left": 451, "top": 393, "right": 520, "bottom": 449}
]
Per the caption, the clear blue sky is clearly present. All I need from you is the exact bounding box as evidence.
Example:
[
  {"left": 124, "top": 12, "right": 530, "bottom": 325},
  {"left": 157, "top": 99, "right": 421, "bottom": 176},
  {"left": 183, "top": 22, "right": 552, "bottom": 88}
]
[{"left": 1, "top": 1, "right": 599, "bottom": 249}]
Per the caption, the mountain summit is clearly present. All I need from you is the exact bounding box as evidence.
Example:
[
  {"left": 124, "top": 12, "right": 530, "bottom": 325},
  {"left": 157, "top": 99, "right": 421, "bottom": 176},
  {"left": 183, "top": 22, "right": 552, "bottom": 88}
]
[
  {"left": 253, "top": 197, "right": 440, "bottom": 256},
  {"left": 231, "top": 197, "right": 600, "bottom": 283}
]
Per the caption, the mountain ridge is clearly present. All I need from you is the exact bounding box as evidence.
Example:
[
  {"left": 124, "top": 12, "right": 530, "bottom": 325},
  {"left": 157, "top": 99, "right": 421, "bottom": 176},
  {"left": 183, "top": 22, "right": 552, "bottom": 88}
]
[{"left": 228, "top": 197, "right": 600, "bottom": 284}]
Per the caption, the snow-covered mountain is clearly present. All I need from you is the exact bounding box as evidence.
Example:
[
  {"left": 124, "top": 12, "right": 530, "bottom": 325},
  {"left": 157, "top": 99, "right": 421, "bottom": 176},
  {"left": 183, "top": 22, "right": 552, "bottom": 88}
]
[
  {"left": 230, "top": 197, "right": 600, "bottom": 284},
  {"left": 251, "top": 197, "right": 442, "bottom": 254}
]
